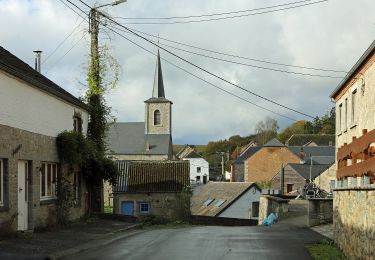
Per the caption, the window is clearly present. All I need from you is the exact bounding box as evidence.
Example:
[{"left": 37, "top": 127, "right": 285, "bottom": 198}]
[
  {"left": 140, "top": 202, "right": 150, "bottom": 214},
  {"left": 154, "top": 110, "right": 161, "bottom": 125},
  {"left": 344, "top": 98, "right": 348, "bottom": 130},
  {"left": 203, "top": 198, "right": 214, "bottom": 206},
  {"left": 40, "top": 163, "right": 57, "bottom": 199},
  {"left": 286, "top": 184, "right": 294, "bottom": 193},
  {"left": 252, "top": 202, "right": 260, "bottom": 218},
  {"left": 197, "top": 167, "right": 201, "bottom": 173},
  {"left": 338, "top": 104, "right": 342, "bottom": 133},
  {"left": 214, "top": 199, "right": 226, "bottom": 208},
  {"left": 0, "top": 159, "right": 3, "bottom": 206},
  {"left": 73, "top": 114, "right": 83, "bottom": 133},
  {"left": 351, "top": 90, "right": 357, "bottom": 124}
]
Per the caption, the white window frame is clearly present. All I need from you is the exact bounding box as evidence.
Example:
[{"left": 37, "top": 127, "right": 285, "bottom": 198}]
[
  {"left": 139, "top": 202, "right": 150, "bottom": 214},
  {"left": 40, "top": 162, "right": 58, "bottom": 200},
  {"left": 0, "top": 159, "right": 3, "bottom": 206}
]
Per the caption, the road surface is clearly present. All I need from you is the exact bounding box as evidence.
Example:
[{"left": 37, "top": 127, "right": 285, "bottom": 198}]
[{"left": 64, "top": 223, "right": 323, "bottom": 260}]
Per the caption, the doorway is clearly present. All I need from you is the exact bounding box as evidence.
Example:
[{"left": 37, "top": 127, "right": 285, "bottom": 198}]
[{"left": 17, "top": 160, "right": 29, "bottom": 231}]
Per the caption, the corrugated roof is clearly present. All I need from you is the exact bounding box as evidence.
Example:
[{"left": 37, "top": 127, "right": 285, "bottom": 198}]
[
  {"left": 330, "top": 39, "right": 375, "bottom": 98},
  {"left": 107, "top": 122, "right": 171, "bottom": 155},
  {"left": 0, "top": 47, "right": 88, "bottom": 110},
  {"left": 191, "top": 182, "right": 260, "bottom": 217},
  {"left": 113, "top": 160, "right": 190, "bottom": 193}
]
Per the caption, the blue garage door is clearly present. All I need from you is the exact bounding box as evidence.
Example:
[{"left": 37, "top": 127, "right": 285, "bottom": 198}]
[{"left": 121, "top": 201, "right": 134, "bottom": 216}]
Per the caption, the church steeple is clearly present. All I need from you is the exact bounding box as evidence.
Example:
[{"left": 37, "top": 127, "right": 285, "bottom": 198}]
[{"left": 152, "top": 50, "right": 165, "bottom": 98}]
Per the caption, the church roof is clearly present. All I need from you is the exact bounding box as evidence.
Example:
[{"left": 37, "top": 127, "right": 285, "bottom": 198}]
[
  {"left": 152, "top": 50, "right": 165, "bottom": 98},
  {"left": 107, "top": 122, "right": 172, "bottom": 155}
]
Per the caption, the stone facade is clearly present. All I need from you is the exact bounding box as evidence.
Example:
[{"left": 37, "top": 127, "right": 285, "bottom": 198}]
[
  {"left": 113, "top": 192, "right": 183, "bottom": 220},
  {"left": 0, "top": 124, "right": 88, "bottom": 231},
  {"left": 145, "top": 102, "right": 172, "bottom": 135},
  {"left": 258, "top": 195, "right": 289, "bottom": 225},
  {"left": 333, "top": 188, "right": 375, "bottom": 260},
  {"left": 307, "top": 198, "right": 333, "bottom": 227},
  {"left": 245, "top": 147, "right": 300, "bottom": 182},
  {"left": 231, "top": 163, "right": 244, "bottom": 182},
  {"left": 270, "top": 165, "right": 305, "bottom": 195}
]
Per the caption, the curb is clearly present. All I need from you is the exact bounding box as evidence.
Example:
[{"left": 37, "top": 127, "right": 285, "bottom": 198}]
[{"left": 50, "top": 224, "right": 143, "bottom": 259}]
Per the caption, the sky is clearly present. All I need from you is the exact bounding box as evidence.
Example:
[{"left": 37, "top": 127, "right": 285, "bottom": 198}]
[{"left": 0, "top": 0, "right": 374, "bottom": 144}]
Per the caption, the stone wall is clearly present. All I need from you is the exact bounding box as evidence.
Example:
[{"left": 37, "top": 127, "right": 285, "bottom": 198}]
[
  {"left": 232, "top": 163, "right": 244, "bottom": 182},
  {"left": 0, "top": 124, "right": 87, "bottom": 231},
  {"left": 258, "top": 195, "right": 289, "bottom": 225},
  {"left": 307, "top": 198, "right": 333, "bottom": 227},
  {"left": 113, "top": 192, "right": 185, "bottom": 220},
  {"left": 333, "top": 187, "right": 375, "bottom": 259}
]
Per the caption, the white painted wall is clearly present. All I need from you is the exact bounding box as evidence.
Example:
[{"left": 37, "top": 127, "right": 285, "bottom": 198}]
[
  {"left": 183, "top": 157, "right": 209, "bottom": 184},
  {"left": 0, "top": 71, "right": 88, "bottom": 137}
]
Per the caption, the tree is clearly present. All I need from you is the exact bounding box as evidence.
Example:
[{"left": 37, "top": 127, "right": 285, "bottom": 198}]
[
  {"left": 254, "top": 117, "right": 279, "bottom": 145},
  {"left": 277, "top": 120, "right": 306, "bottom": 144}
]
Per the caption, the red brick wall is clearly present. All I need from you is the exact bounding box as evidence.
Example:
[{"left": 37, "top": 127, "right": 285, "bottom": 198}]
[{"left": 246, "top": 147, "right": 300, "bottom": 182}]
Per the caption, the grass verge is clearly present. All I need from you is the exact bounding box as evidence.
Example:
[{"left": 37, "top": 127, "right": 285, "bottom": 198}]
[{"left": 306, "top": 239, "right": 345, "bottom": 260}]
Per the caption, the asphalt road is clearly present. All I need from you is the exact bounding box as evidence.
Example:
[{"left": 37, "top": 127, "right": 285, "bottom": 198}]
[{"left": 63, "top": 223, "right": 324, "bottom": 260}]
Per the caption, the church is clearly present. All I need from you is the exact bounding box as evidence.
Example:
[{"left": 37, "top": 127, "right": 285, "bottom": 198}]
[{"left": 107, "top": 51, "right": 174, "bottom": 161}]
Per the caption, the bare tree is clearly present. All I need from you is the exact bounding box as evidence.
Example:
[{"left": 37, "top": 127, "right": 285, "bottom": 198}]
[{"left": 255, "top": 117, "right": 279, "bottom": 145}]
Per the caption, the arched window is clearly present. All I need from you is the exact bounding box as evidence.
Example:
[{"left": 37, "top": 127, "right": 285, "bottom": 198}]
[{"left": 154, "top": 110, "right": 161, "bottom": 125}]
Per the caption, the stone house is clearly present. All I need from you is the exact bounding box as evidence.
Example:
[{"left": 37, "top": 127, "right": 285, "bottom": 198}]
[
  {"left": 191, "top": 182, "right": 261, "bottom": 219},
  {"left": 329, "top": 39, "right": 375, "bottom": 259},
  {"left": 270, "top": 163, "right": 335, "bottom": 195},
  {"left": 112, "top": 161, "right": 189, "bottom": 220},
  {"left": 241, "top": 138, "right": 335, "bottom": 183},
  {"left": 230, "top": 146, "right": 260, "bottom": 182},
  {"left": 0, "top": 47, "right": 89, "bottom": 231}
]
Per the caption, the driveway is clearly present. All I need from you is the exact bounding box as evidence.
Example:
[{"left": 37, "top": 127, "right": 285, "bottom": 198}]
[{"left": 64, "top": 224, "right": 324, "bottom": 260}]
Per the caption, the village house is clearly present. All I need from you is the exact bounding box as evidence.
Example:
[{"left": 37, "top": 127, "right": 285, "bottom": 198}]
[
  {"left": 178, "top": 148, "right": 209, "bottom": 185},
  {"left": 285, "top": 134, "right": 335, "bottom": 146},
  {"left": 112, "top": 161, "right": 189, "bottom": 220},
  {"left": 329, "top": 40, "right": 375, "bottom": 259},
  {"left": 191, "top": 182, "right": 261, "bottom": 220},
  {"left": 0, "top": 47, "right": 89, "bottom": 231}
]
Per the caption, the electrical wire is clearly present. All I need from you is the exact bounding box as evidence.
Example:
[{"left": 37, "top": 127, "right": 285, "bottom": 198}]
[
  {"left": 109, "top": 24, "right": 348, "bottom": 74},
  {"left": 113, "top": 0, "right": 314, "bottom": 20},
  {"left": 112, "top": 0, "right": 329, "bottom": 25}
]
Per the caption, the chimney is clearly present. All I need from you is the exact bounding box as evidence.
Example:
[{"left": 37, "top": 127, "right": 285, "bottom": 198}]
[
  {"left": 33, "top": 50, "right": 42, "bottom": 73},
  {"left": 299, "top": 147, "right": 305, "bottom": 161}
]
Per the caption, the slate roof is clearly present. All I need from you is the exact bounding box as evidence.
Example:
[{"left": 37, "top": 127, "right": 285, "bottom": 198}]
[
  {"left": 152, "top": 50, "right": 165, "bottom": 98},
  {"left": 330, "top": 39, "right": 375, "bottom": 98},
  {"left": 310, "top": 156, "right": 335, "bottom": 165},
  {"left": 288, "top": 163, "right": 331, "bottom": 180},
  {"left": 288, "top": 146, "right": 335, "bottom": 162},
  {"left": 191, "top": 182, "right": 260, "bottom": 217},
  {"left": 286, "top": 134, "right": 335, "bottom": 146},
  {"left": 264, "top": 138, "right": 285, "bottom": 147},
  {"left": 233, "top": 146, "right": 261, "bottom": 164},
  {"left": 107, "top": 122, "right": 171, "bottom": 155},
  {"left": 113, "top": 160, "right": 189, "bottom": 193},
  {"left": 0, "top": 46, "right": 88, "bottom": 110}
]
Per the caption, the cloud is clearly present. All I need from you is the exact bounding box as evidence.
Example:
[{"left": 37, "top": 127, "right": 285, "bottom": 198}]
[{"left": 1, "top": 0, "right": 374, "bottom": 144}]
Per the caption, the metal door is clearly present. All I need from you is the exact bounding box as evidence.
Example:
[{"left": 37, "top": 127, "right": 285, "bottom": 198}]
[
  {"left": 17, "top": 161, "right": 28, "bottom": 231},
  {"left": 121, "top": 201, "right": 134, "bottom": 216}
]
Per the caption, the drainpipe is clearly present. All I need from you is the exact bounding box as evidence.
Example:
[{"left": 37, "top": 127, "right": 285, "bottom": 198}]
[{"left": 280, "top": 164, "right": 284, "bottom": 196}]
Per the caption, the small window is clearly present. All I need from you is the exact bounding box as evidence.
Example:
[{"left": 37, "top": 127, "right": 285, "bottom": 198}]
[
  {"left": 286, "top": 184, "right": 294, "bottom": 193},
  {"left": 73, "top": 114, "right": 83, "bottom": 133},
  {"left": 40, "top": 163, "right": 58, "bottom": 199},
  {"left": 351, "top": 90, "right": 357, "bottom": 124},
  {"left": 196, "top": 176, "right": 201, "bottom": 180},
  {"left": 0, "top": 159, "right": 3, "bottom": 206},
  {"left": 344, "top": 98, "right": 348, "bottom": 130},
  {"left": 215, "top": 199, "right": 226, "bottom": 208},
  {"left": 338, "top": 104, "right": 342, "bottom": 133},
  {"left": 197, "top": 167, "right": 201, "bottom": 173},
  {"left": 154, "top": 110, "right": 161, "bottom": 125},
  {"left": 140, "top": 202, "right": 150, "bottom": 214},
  {"left": 203, "top": 198, "right": 214, "bottom": 206}
]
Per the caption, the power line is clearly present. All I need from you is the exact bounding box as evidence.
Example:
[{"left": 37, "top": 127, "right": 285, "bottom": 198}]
[
  {"left": 110, "top": 24, "right": 348, "bottom": 74},
  {"left": 114, "top": 0, "right": 314, "bottom": 20},
  {"left": 112, "top": 0, "right": 328, "bottom": 25},
  {"left": 95, "top": 10, "right": 316, "bottom": 119},
  {"left": 43, "top": 17, "right": 86, "bottom": 64},
  {"left": 111, "top": 25, "right": 343, "bottom": 79}
]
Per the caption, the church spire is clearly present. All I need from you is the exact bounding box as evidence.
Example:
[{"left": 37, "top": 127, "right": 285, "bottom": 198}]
[{"left": 152, "top": 50, "right": 165, "bottom": 98}]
